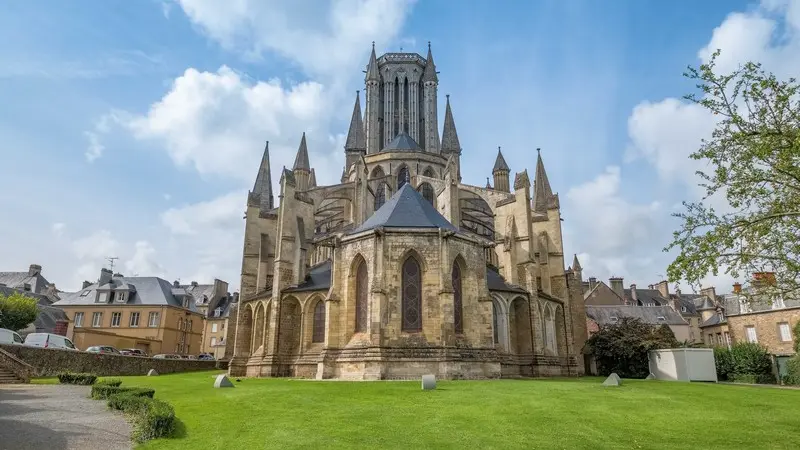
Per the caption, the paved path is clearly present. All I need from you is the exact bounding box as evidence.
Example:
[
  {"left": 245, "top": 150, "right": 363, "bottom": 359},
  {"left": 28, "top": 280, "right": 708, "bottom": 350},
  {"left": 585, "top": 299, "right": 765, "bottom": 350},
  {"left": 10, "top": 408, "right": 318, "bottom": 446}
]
[{"left": 0, "top": 384, "right": 132, "bottom": 450}]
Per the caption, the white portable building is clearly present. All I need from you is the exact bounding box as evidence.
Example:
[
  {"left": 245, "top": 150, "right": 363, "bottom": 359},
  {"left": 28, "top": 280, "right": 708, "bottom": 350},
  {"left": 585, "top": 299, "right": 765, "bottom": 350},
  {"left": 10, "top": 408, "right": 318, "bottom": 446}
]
[{"left": 648, "top": 348, "right": 717, "bottom": 382}]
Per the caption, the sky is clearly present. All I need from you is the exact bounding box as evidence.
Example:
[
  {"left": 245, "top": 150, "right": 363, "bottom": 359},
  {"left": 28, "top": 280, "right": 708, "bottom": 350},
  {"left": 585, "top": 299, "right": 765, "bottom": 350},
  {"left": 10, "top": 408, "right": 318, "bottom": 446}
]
[{"left": 1, "top": 0, "right": 798, "bottom": 294}]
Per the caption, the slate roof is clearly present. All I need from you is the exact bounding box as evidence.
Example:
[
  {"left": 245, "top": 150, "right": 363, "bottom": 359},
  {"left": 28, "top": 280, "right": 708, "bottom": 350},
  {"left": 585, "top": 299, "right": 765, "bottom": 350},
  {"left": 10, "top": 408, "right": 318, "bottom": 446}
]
[
  {"left": 699, "top": 313, "right": 727, "bottom": 328},
  {"left": 670, "top": 294, "right": 702, "bottom": 316},
  {"left": 586, "top": 305, "right": 688, "bottom": 326},
  {"left": 352, "top": 184, "right": 457, "bottom": 234},
  {"left": 293, "top": 133, "right": 310, "bottom": 170},
  {"left": 0, "top": 286, "right": 68, "bottom": 336},
  {"left": 696, "top": 296, "right": 717, "bottom": 311},
  {"left": 493, "top": 148, "right": 509, "bottom": 172},
  {"left": 182, "top": 283, "right": 216, "bottom": 306},
  {"left": 383, "top": 132, "right": 422, "bottom": 152},
  {"left": 208, "top": 294, "right": 236, "bottom": 319},
  {"left": 623, "top": 288, "right": 665, "bottom": 307},
  {"left": 285, "top": 260, "right": 332, "bottom": 293},
  {"left": 54, "top": 276, "right": 198, "bottom": 311},
  {"left": 249, "top": 141, "right": 274, "bottom": 212},
  {"left": 344, "top": 92, "right": 366, "bottom": 152},
  {"left": 440, "top": 95, "right": 461, "bottom": 154},
  {"left": 0, "top": 285, "right": 51, "bottom": 305},
  {"left": 0, "top": 271, "right": 50, "bottom": 295},
  {"left": 486, "top": 266, "right": 527, "bottom": 293}
]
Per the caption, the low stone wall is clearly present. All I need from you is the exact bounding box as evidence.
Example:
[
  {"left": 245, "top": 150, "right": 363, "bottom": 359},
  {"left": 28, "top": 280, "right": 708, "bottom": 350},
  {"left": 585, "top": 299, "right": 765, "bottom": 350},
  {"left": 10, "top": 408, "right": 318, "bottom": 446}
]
[{"left": 0, "top": 344, "right": 217, "bottom": 376}]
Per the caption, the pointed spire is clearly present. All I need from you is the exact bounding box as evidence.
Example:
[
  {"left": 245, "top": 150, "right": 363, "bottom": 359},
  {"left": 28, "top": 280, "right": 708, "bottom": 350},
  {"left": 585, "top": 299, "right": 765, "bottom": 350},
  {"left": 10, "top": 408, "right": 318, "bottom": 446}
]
[
  {"left": 293, "top": 133, "right": 310, "bottom": 171},
  {"left": 310, "top": 168, "right": 317, "bottom": 188},
  {"left": 340, "top": 165, "right": 348, "bottom": 182},
  {"left": 533, "top": 148, "right": 557, "bottom": 212},
  {"left": 493, "top": 147, "right": 509, "bottom": 172},
  {"left": 250, "top": 141, "right": 274, "bottom": 211},
  {"left": 422, "top": 41, "right": 438, "bottom": 83},
  {"left": 345, "top": 91, "right": 366, "bottom": 152},
  {"left": 486, "top": 177, "right": 492, "bottom": 189},
  {"left": 572, "top": 254, "right": 582, "bottom": 271},
  {"left": 365, "top": 41, "right": 380, "bottom": 82},
  {"left": 441, "top": 95, "right": 461, "bottom": 154}
]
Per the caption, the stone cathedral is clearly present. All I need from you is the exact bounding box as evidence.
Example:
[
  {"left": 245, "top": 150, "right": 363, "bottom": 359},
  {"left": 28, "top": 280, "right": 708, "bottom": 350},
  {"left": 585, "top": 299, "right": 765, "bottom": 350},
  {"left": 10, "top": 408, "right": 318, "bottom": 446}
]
[{"left": 229, "top": 44, "right": 588, "bottom": 380}]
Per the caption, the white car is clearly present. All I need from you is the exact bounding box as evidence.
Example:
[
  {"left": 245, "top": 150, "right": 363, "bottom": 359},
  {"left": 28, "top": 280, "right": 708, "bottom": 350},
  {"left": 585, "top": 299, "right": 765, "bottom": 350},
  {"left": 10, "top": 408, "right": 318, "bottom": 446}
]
[
  {"left": 0, "top": 328, "right": 24, "bottom": 345},
  {"left": 24, "top": 333, "right": 77, "bottom": 350}
]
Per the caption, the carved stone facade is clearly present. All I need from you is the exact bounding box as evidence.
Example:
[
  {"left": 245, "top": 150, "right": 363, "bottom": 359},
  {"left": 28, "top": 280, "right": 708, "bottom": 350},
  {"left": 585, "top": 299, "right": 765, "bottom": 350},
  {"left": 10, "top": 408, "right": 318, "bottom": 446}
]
[{"left": 229, "top": 44, "right": 587, "bottom": 380}]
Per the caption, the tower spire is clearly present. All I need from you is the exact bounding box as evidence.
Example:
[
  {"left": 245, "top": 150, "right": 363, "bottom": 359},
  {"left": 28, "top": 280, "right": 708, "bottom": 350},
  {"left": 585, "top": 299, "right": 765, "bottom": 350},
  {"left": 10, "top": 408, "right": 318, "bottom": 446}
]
[
  {"left": 572, "top": 254, "right": 582, "bottom": 271},
  {"left": 492, "top": 146, "right": 510, "bottom": 192},
  {"left": 250, "top": 141, "right": 274, "bottom": 211},
  {"left": 422, "top": 41, "right": 438, "bottom": 83},
  {"left": 344, "top": 91, "right": 366, "bottom": 152},
  {"left": 293, "top": 132, "right": 310, "bottom": 171},
  {"left": 492, "top": 147, "right": 509, "bottom": 172},
  {"left": 533, "top": 148, "right": 558, "bottom": 212},
  {"left": 365, "top": 41, "right": 380, "bottom": 82},
  {"left": 440, "top": 94, "right": 461, "bottom": 154}
]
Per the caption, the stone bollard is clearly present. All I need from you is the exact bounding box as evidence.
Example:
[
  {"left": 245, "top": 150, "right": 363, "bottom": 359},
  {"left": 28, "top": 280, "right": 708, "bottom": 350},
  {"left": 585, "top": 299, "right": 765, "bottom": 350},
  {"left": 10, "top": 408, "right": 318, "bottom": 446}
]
[
  {"left": 421, "top": 374, "right": 436, "bottom": 390},
  {"left": 214, "top": 374, "right": 234, "bottom": 388},
  {"left": 602, "top": 373, "right": 621, "bottom": 386}
]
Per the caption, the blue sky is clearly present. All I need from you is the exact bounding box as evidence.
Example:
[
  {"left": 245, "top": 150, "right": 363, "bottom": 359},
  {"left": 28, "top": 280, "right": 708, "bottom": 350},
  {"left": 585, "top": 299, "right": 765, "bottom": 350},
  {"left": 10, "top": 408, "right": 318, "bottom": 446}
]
[{"left": 1, "top": 0, "right": 797, "bottom": 293}]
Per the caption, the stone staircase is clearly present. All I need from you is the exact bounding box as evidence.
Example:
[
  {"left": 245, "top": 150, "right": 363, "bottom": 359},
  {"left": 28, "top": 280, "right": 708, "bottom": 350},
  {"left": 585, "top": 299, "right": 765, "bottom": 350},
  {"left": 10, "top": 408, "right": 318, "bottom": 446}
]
[{"left": 0, "top": 366, "right": 22, "bottom": 384}]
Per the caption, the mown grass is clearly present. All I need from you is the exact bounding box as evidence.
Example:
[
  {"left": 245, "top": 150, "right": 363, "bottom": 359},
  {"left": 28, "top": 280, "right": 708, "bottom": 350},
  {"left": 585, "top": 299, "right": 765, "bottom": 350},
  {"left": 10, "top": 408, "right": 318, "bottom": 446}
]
[{"left": 43, "top": 371, "right": 800, "bottom": 449}]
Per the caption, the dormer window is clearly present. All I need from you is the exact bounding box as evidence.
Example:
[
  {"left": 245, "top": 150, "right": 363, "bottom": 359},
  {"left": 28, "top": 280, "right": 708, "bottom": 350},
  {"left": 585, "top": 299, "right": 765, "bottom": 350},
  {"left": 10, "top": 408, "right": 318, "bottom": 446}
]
[
  {"left": 681, "top": 306, "right": 687, "bottom": 313},
  {"left": 117, "top": 292, "right": 126, "bottom": 303},
  {"left": 214, "top": 307, "right": 223, "bottom": 317},
  {"left": 109, "top": 291, "right": 116, "bottom": 302},
  {"left": 657, "top": 316, "right": 666, "bottom": 321},
  {"left": 97, "top": 291, "right": 108, "bottom": 303}
]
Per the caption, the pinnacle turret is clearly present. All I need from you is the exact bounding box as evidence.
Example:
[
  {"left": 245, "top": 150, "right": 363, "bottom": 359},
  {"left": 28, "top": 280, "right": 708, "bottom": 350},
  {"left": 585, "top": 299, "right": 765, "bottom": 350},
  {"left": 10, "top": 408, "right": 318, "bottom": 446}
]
[
  {"left": 533, "top": 148, "right": 559, "bottom": 212},
  {"left": 572, "top": 254, "right": 582, "bottom": 271},
  {"left": 422, "top": 42, "right": 438, "bottom": 83},
  {"left": 310, "top": 168, "right": 317, "bottom": 188},
  {"left": 344, "top": 91, "right": 366, "bottom": 152},
  {"left": 440, "top": 95, "right": 461, "bottom": 154},
  {"left": 492, "top": 147, "right": 509, "bottom": 172},
  {"left": 249, "top": 141, "right": 274, "bottom": 212},
  {"left": 293, "top": 133, "right": 310, "bottom": 171},
  {"left": 365, "top": 42, "right": 380, "bottom": 82}
]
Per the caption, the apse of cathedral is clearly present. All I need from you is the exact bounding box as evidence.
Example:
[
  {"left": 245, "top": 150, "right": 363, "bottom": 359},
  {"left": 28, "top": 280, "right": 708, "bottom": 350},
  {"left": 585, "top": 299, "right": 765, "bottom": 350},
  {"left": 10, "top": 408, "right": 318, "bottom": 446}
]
[{"left": 229, "top": 43, "right": 588, "bottom": 380}]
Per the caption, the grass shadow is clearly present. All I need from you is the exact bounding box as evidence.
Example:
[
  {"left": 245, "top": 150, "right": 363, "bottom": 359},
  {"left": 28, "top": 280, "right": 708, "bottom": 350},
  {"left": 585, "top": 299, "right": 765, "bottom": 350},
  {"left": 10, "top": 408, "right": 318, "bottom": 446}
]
[{"left": 168, "top": 417, "right": 188, "bottom": 440}]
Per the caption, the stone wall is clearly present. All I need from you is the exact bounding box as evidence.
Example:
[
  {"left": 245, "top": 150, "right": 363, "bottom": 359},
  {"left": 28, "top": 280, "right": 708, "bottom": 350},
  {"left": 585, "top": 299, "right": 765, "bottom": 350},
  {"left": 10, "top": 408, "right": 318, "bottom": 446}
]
[
  {"left": 727, "top": 307, "right": 800, "bottom": 355},
  {"left": 0, "top": 344, "right": 216, "bottom": 376}
]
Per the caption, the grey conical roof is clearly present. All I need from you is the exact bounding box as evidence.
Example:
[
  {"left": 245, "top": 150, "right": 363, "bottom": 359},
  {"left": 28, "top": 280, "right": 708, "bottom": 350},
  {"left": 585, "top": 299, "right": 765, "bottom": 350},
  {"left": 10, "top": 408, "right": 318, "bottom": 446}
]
[
  {"left": 293, "top": 133, "right": 310, "bottom": 171},
  {"left": 344, "top": 92, "right": 366, "bottom": 152},
  {"left": 572, "top": 254, "right": 582, "bottom": 271},
  {"left": 493, "top": 147, "right": 509, "bottom": 172},
  {"left": 422, "top": 42, "right": 438, "bottom": 83},
  {"left": 441, "top": 95, "right": 461, "bottom": 154},
  {"left": 384, "top": 131, "right": 421, "bottom": 151},
  {"left": 533, "top": 149, "right": 558, "bottom": 212},
  {"left": 250, "top": 141, "right": 274, "bottom": 211},
  {"left": 309, "top": 168, "right": 317, "bottom": 188},
  {"left": 365, "top": 43, "right": 380, "bottom": 82},
  {"left": 352, "top": 184, "right": 456, "bottom": 233}
]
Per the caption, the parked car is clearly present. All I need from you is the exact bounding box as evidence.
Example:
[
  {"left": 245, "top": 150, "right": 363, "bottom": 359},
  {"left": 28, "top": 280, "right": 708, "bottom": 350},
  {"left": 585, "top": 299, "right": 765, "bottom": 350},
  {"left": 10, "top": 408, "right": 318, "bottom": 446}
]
[
  {"left": 85, "top": 345, "right": 121, "bottom": 354},
  {"left": 153, "top": 354, "right": 181, "bottom": 359},
  {"left": 24, "top": 333, "right": 77, "bottom": 350},
  {"left": 0, "top": 328, "right": 24, "bottom": 345},
  {"left": 120, "top": 348, "right": 148, "bottom": 357},
  {"left": 198, "top": 353, "right": 215, "bottom": 361},
  {"left": 180, "top": 354, "right": 198, "bottom": 360}
]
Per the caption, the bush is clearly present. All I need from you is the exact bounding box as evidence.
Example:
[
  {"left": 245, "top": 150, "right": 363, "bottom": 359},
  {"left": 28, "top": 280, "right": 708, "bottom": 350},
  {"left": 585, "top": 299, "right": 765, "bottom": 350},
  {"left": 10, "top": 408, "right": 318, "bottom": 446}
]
[
  {"left": 585, "top": 317, "right": 679, "bottom": 378},
  {"left": 58, "top": 372, "right": 97, "bottom": 385},
  {"left": 97, "top": 378, "right": 122, "bottom": 387},
  {"left": 714, "top": 347, "right": 734, "bottom": 381},
  {"left": 730, "top": 342, "right": 773, "bottom": 376},
  {"left": 91, "top": 385, "right": 155, "bottom": 400},
  {"left": 105, "top": 391, "right": 175, "bottom": 442},
  {"left": 784, "top": 356, "right": 800, "bottom": 386},
  {"left": 730, "top": 373, "right": 776, "bottom": 384}
]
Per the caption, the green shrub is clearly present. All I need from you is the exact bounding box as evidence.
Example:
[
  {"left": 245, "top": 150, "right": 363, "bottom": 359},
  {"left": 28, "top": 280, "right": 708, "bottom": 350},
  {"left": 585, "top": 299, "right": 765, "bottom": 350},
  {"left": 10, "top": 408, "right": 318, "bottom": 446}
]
[
  {"left": 794, "top": 323, "right": 800, "bottom": 353},
  {"left": 730, "top": 373, "right": 776, "bottom": 384},
  {"left": 91, "top": 385, "right": 155, "bottom": 400},
  {"left": 585, "top": 317, "right": 679, "bottom": 378},
  {"left": 713, "top": 347, "right": 734, "bottom": 381},
  {"left": 97, "top": 378, "right": 122, "bottom": 387},
  {"left": 57, "top": 372, "right": 97, "bottom": 385},
  {"left": 104, "top": 391, "right": 176, "bottom": 442},
  {"left": 784, "top": 356, "right": 800, "bottom": 385},
  {"left": 730, "top": 342, "right": 773, "bottom": 376}
]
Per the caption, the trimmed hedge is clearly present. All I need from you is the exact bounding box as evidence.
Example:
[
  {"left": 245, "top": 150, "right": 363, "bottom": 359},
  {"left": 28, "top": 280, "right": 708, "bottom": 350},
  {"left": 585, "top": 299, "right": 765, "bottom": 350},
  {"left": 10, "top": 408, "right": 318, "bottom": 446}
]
[
  {"left": 91, "top": 384, "right": 155, "bottom": 400},
  {"left": 58, "top": 372, "right": 97, "bottom": 385},
  {"left": 784, "top": 356, "right": 800, "bottom": 386},
  {"left": 713, "top": 343, "right": 774, "bottom": 383},
  {"left": 89, "top": 380, "right": 176, "bottom": 442},
  {"left": 730, "top": 373, "right": 776, "bottom": 384}
]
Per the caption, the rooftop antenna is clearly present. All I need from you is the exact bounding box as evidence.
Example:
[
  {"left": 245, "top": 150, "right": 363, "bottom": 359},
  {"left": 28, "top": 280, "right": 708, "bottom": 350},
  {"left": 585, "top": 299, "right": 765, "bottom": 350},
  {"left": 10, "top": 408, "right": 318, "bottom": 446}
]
[{"left": 106, "top": 256, "right": 119, "bottom": 272}]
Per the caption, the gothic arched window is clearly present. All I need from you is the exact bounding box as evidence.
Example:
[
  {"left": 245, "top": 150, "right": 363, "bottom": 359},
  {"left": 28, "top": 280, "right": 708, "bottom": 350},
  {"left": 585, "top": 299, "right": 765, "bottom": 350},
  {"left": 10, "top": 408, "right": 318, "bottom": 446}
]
[
  {"left": 401, "top": 256, "right": 422, "bottom": 331},
  {"left": 492, "top": 302, "right": 499, "bottom": 345},
  {"left": 419, "top": 182, "right": 435, "bottom": 205},
  {"left": 375, "top": 182, "right": 386, "bottom": 210},
  {"left": 423, "top": 167, "right": 436, "bottom": 178},
  {"left": 312, "top": 300, "right": 326, "bottom": 343},
  {"left": 355, "top": 261, "right": 368, "bottom": 332},
  {"left": 397, "top": 167, "right": 410, "bottom": 190},
  {"left": 452, "top": 263, "right": 463, "bottom": 333},
  {"left": 544, "top": 305, "right": 557, "bottom": 354}
]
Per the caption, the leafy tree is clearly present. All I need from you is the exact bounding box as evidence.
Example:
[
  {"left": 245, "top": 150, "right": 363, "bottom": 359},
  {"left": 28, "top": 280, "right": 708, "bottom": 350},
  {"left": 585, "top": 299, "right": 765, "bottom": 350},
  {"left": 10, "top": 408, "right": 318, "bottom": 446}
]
[
  {"left": 0, "top": 291, "right": 39, "bottom": 331},
  {"left": 586, "top": 317, "right": 679, "bottom": 378},
  {"left": 665, "top": 50, "right": 800, "bottom": 299}
]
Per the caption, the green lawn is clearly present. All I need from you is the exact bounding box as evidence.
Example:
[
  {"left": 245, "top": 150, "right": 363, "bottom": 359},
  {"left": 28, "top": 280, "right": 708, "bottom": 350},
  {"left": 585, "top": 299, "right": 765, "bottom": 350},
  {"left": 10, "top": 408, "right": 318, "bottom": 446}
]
[{"left": 80, "top": 371, "right": 800, "bottom": 449}]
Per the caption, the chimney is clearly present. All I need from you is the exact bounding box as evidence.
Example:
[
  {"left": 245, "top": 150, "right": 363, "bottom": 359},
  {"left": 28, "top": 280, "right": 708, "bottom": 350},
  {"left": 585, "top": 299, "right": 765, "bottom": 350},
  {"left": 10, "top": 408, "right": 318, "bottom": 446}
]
[
  {"left": 733, "top": 283, "right": 742, "bottom": 294},
  {"left": 700, "top": 286, "right": 717, "bottom": 302},
  {"left": 609, "top": 277, "right": 624, "bottom": 299},
  {"left": 28, "top": 264, "right": 42, "bottom": 277},
  {"left": 630, "top": 284, "right": 638, "bottom": 304},
  {"left": 173, "top": 280, "right": 180, "bottom": 288},
  {"left": 191, "top": 281, "right": 198, "bottom": 287},
  {"left": 82, "top": 280, "right": 91, "bottom": 289},
  {"left": 99, "top": 268, "right": 113, "bottom": 285},
  {"left": 233, "top": 292, "right": 240, "bottom": 303},
  {"left": 588, "top": 277, "right": 597, "bottom": 290},
  {"left": 655, "top": 280, "right": 669, "bottom": 299}
]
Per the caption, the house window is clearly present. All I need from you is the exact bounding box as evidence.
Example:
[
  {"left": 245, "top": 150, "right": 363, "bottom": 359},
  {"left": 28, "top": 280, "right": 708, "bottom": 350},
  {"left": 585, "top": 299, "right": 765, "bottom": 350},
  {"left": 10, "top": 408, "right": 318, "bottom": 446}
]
[
  {"left": 723, "top": 331, "right": 731, "bottom": 348},
  {"left": 92, "top": 312, "right": 103, "bottom": 327},
  {"left": 97, "top": 292, "right": 108, "bottom": 303},
  {"left": 111, "top": 312, "right": 121, "bottom": 327},
  {"left": 129, "top": 312, "right": 140, "bottom": 327},
  {"left": 401, "top": 256, "right": 422, "bottom": 331},
  {"left": 74, "top": 312, "right": 84, "bottom": 328},
  {"left": 148, "top": 312, "right": 160, "bottom": 327},
  {"left": 80, "top": 290, "right": 90, "bottom": 297},
  {"left": 312, "top": 301, "right": 326, "bottom": 343},
  {"left": 212, "top": 323, "right": 218, "bottom": 333},
  {"left": 189, "top": 320, "right": 193, "bottom": 332},
  {"left": 745, "top": 326, "right": 758, "bottom": 343},
  {"left": 681, "top": 306, "right": 687, "bottom": 312},
  {"left": 214, "top": 307, "right": 222, "bottom": 317},
  {"left": 355, "top": 260, "right": 368, "bottom": 332},
  {"left": 452, "top": 263, "right": 463, "bottom": 333},
  {"left": 779, "top": 323, "right": 792, "bottom": 342},
  {"left": 210, "top": 337, "right": 217, "bottom": 346},
  {"left": 117, "top": 292, "right": 126, "bottom": 302}
]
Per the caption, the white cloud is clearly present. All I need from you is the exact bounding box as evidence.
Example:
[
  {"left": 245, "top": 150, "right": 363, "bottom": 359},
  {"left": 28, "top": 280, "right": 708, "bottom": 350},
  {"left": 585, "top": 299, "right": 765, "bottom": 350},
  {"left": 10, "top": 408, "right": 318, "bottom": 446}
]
[
  {"left": 125, "top": 241, "right": 164, "bottom": 277},
  {"left": 51, "top": 223, "right": 65, "bottom": 237},
  {"left": 70, "top": 230, "right": 121, "bottom": 282},
  {"left": 174, "top": 0, "right": 414, "bottom": 78},
  {"left": 84, "top": 131, "right": 105, "bottom": 162},
  {"left": 161, "top": 190, "right": 245, "bottom": 235}
]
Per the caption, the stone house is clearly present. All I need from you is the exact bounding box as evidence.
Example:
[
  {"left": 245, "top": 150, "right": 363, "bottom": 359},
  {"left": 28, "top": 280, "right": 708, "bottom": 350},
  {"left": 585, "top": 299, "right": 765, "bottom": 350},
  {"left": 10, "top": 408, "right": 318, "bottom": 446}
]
[
  {"left": 585, "top": 305, "right": 691, "bottom": 342},
  {"left": 0, "top": 285, "right": 68, "bottom": 337},
  {"left": 230, "top": 43, "right": 588, "bottom": 380},
  {"left": 54, "top": 268, "right": 204, "bottom": 355},
  {"left": 181, "top": 279, "right": 237, "bottom": 358},
  {"left": 0, "top": 264, "right": 62, "bottom": 303}
]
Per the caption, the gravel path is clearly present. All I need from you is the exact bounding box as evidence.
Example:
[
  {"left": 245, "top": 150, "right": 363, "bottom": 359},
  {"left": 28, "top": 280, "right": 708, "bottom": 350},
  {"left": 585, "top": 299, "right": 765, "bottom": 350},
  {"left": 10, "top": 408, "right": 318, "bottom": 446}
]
[{"left": 0, "top": 384, "right": 132, "bottom": 450}]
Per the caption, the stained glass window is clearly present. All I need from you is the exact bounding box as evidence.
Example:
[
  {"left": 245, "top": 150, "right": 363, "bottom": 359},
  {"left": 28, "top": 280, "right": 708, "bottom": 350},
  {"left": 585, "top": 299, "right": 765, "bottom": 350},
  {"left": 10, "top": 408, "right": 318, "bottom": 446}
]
[
  {"left": 420, "top": 182, "right": 435, "bottom": 205},
  {"left": 312, "top": 301, "right": 326, "bottom": 343},
  {"left": 402, "top": 257, "right": 422, "bottom": 331},
  {"left": 375, "top": 182, "right": 386, "bottom": 210},
  {"left": 452, "top": 263, "right": 463, "bottom": 333},
  {"left": 397, "top": 167, "right": 410, "bottom": 190},
  {"left": 355, "top": 261, "right": 368, "bottom": 332}
]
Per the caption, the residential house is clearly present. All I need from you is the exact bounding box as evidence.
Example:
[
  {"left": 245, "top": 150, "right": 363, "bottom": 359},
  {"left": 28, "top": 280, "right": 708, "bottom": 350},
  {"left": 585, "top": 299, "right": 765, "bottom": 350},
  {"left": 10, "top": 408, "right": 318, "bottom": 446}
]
[
  {"left": 181, "top": 278, "right": 238, "bottom": 359},
  {"left": 697, "top": 291, "right": 730, "bottom": 348},
  {"left": 0, "top": 264, "right": 62, "bottom": 303},
  {"left": 0, "top": 285, "right": 68, "bottom": 337},
  {"left": 54, "top": 268, "right": 204, "bottom": 355},
  {"left": 586, "top": 305, "right": 691, "bottom": 342}
]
